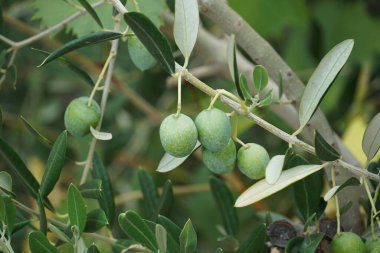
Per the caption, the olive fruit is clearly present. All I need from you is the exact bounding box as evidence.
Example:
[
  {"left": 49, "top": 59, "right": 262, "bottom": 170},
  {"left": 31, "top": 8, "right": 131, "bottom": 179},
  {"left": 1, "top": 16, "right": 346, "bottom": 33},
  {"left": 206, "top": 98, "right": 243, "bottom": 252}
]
[
  {"left": 159, "top": 113, "right": 198, "bottom": 158},
  {"left": 237, "top": 143, "right": 270, "bottom": 180},
  {"left": 330, "top": 232, "right": 365, "bottom": 253},
  {"left": 64, "top": 97, "right": 101, "bottom": 137},
  {"left": 365, "top": 238, "right": 380, "bottom": 252},
  {"left": 202, "top": 139, "right": 236, "bottom": 174},
  {"left": 195, "top": 108, "right": 231, "bottom": 152}
]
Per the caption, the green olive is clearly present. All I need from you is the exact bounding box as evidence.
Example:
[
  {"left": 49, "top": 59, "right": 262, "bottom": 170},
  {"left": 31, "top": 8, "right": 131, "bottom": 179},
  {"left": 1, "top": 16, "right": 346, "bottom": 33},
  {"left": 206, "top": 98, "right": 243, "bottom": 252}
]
[
  {"left": 195, "top": 108, "right": 231, "bottom": 152},
  {"left": 64, "top": 97, "right": 101, "bottom": 137},
  {"left": 159, "top": 113, "right": 198, "bottom": 158},
  {"left": 330, "top": 232, "right": 365, "bottom": 253},
  {"left": 202, "top": 138, "right": 236, "bottom": 174},
  {"left": 237, "top": 143, "right": 270, "bottom": 180}
]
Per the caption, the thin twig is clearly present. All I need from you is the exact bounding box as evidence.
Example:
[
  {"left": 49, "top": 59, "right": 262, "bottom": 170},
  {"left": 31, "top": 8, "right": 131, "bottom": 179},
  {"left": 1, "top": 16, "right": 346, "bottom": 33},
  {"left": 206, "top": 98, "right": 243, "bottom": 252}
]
[{"left": 80, "top": 14, "right": 122, "bottom": 184}]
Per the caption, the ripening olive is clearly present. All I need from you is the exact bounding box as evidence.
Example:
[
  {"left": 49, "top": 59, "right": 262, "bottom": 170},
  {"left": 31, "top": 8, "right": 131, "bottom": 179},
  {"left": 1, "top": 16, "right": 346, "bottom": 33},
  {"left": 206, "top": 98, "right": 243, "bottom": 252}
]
[
  {"left": 237, "top": 143, "right": 270, "bottom": 180},
  {"left": 202, "top": 138, "right": 236, "bottom": 174},
  {"left": 195, "top": 108, "right": 231, "bottom": 152},
  {"left": 330, "top": 232, "right": 365, "bottom": 253},
  {"left": 159, "top": 113, "right": 198, "bottom": 158},
  {"left": 64, "top": 97, "right": 101, "bottom": 137}
]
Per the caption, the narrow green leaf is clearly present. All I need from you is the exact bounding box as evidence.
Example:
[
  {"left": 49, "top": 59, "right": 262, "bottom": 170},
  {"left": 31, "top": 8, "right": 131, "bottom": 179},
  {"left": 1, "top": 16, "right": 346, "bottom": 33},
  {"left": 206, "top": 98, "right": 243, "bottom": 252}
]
[
  {"left": 239, "top": 73, "right": 253, "bottom": 101},
  {"left": 300, "top": 233, "right": 324, "bottom": 253},
  {"left": 84, "top": 209, "right": 108, "bottom": 232},
  {"left": 265, "top": 155, "right": 285, "bottom": 185},
  {"left": 278, "top": 72, "right": 284, "bottom": 98},
  {"left": 67, "top": 184, "right": 87, "bottom": 235},
  {"left": 340, "top": 200, "right": 353, "bottom": 216},
  {"left": 79, "top": 179, "right": 102, "bottom": 199},
  {"left": 235, "top": 164, "right": 326, "bottom": 207},
  {"left": 78, "top": 0, "right": 103, "bottom": 28},
  {"left": 0, "top": 137, "right": 40, "bottom": 199},
  {"left": 283, "top": 147, "right": 295, "bottom": 171},
  {"left": 209, "top": 176, "right": 239, "bottom": 236},
  {"left": 237, "top": 223, "right": 266, "bottom": 253},
  {"left": 0, "top": 195, "right": 16, "bottom": 235},
  {"left": 29, "top": 231, "right": 59, "bottom": 253},
  {"left": 92, "top": 153, "right": 115, "bottom": 227},
  {"left": 253, "top": 65, "right": 269, "bottom": 94},
  {"left": 299, "top": 39, "right": 354, "bottom": 130},
  {"left": 227, "top": 35, "right": 243, "bottom": 99},
  {"left": 315, "top": 131, "right": 340, "bottom": 161},
  {"left": 285, "top": 237, "right": 304, "bottom": 253},
  {"left": 156, "top": 180, "right": 174, "bottom": 217},
  {"left": 158, "top": 215, "right": 181, "bottom": 249},
  {"left": 259, "top": 90, "right": 273, "bottom": 107},
  {"left": 39, "top": 31, "right": 122, "bottom": 66},
  {"left": 156, "top": 224, "right": 168, "bottom": 253},
  {"left": 128, "top": 36, "right": 157, "bottom": 71},
  {"left": 124, "top": 12, "right": 175, "bottom": 74},
  {"left": 363, "top": 112, "right": 380, "bottom": 160},
  {"left": 303, "top": 213, "right": 317, "bottom": 232},
  {"left": 118, "top": 210, "right": 158, "bottom": 251},
  {"left": 38, "top": 194, "right": 47, "bottom": 234},
  {"left": 48, "top": 224, "right": 72, "bottom": 244},
  {"left": 0, "top": 171, "right": 12, "bottom": 193},
  {"left": 21, "top": 115, "right": 53, "bottom": 147},
  {"left": 9, "top": 65, "right": 17, "bottom": 89},
  {"left": 32, "top": 48, "right": 95, "bottom": 87},
  {"left": 173, "top": 0, "right": 199, "bottom": 63},
  {"left": 157, "top": 142, "right": 200, "bottom": 173},
  {"left": 112, "top": 239, "right": 138, "bottom": 253},
  {"left": 323, "top": 177, "right": 360, "bottom": 201},
  {"left": 40, "top": 131, "right": 67, "bottom": 198},
  {"left": 87, "top": 244, "right": 100, "bottom": 253},
  {"left": 179, "top": 219, "right": 197, "bottom": 253},
  {"left": 13, "top": 220, "right": 31, "bottom": 235},
  {"left": 138, "top": 169, "right": 159, "bottom": 219}
]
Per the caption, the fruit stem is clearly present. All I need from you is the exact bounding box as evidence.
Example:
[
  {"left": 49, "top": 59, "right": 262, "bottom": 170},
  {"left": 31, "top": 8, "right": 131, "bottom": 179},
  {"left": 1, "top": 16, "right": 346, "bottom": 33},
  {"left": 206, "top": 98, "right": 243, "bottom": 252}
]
[
  {"left": 208, "top": 91, "right": 222, "bottom": 110},
  {"left": 363, "top": 177, "right": 380, "bottom": 235},
  {"left": 87, "top": 52, "right": 115, "bottom": 107},
  {"left": 175, "top": 73, "right": 182, "bottom": 117},
  {"left": 331, "top": 166, "right": 341, "bottom": 236}
]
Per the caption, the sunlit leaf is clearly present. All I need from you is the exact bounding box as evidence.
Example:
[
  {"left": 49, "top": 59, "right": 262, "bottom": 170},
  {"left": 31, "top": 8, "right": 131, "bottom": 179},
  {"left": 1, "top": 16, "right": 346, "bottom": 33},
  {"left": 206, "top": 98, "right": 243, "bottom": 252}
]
[
  {"left": 235, "top": 164, "right": 325, "bottom": 207},
  {"left": 298, "top": 39, "right": 354, "bottom": 130},
  {"left": 156, "top": 224, "right": 167, "bottom": 253},
  {"left": 157, "top": 141, "right": 200, "bottom": 173},
  {"left": 265, "top": 155, "right": 285, "bottom": 185},
  {"left": 173, "top": 0, "right": 199, "bottom": 64},
  {"left": 315, "top": 131, "right": 340, "bottom": 161},
  {"left": 362, "top": 112, "right": 380, "bottom": 160},
  {"left": 90, "top": 126, "right": 112, "bottom": 140},
  {"left": 124, "top": 12, "right": 175, "bottom": 74},
  {"left": 40, "top": 131, "right": 67, "bottom": 198},
  {"left": 323, "top": 177, "right": 360, "bottom": 201},
  {"left": 210, "top": 176, "right": 239, "bottom": 236},
  {"left": 38, "top": 31, "right": 122, "bottom": 66},
  {"left": 180, "top": 219, "right": 197, "bottom": 253}
]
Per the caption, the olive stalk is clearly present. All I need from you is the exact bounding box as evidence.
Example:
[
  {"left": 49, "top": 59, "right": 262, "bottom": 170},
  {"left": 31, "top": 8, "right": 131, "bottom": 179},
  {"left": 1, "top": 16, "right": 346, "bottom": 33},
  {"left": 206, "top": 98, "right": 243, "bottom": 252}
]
[{"left": 331, "top": 166, "right": 341, "bottom": 236}]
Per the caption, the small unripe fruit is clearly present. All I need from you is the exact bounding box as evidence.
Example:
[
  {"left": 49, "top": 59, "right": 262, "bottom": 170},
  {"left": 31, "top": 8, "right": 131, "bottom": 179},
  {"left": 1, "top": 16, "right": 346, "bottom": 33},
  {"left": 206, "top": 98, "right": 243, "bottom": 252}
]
[
  {"left": 159, "top": 113, "right": 198, "bottom": 158},
  {"left": 202, "top": 139, "right": 236, "bottom": 174},
  {"left": 195, "top": 108, "right": 231, "bottom": 152},
  {"left": 330, "top": 232, "right": 364, "bottom": 253},
  {"left": 64, "top": 97, "right": 101, "bottom": 137},
  {"left": 237, "top": 143, "right": 270, "bottom": 180},
  {"left": 365, "top": 238, "right": 380, "bottom": 252}
]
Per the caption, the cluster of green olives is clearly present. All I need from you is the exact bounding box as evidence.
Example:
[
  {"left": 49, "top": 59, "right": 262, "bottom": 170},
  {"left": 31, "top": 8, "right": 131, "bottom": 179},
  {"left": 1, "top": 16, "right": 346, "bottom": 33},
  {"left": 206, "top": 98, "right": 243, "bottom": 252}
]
[
  {"left": 159, "top": 108, "right": 270, "bottom": 178},
  {"left": 64, "top": 96, "right": 101, "bottom": 137},
  {"left": 329, "top": 232, "right": 380, "bottom": 253}
]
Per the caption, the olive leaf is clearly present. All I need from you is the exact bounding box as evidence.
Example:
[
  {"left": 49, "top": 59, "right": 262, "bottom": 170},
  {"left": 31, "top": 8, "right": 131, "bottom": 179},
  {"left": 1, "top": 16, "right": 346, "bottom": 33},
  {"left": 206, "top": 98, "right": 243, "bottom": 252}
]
[
  {"left": 138, "top": 169, "right": 159, "bottom": 219},
  {"left": 29, "top": 231, "right": 59, "bottom": 253},
  {"left": 156, "top": 224, "right": 168, "bottom": 253},
  {"left": 79, "top": 179, "right": 102, "bottom": 199},
  {"left": 315, "top": 131, "right": 340, "bottom": 161},
  {"left": 90, "top": 126, "right": 112, "bottom": 140},
  {"left": 362, "top": 112, "right": 380, "bottom": 161},
  {"left": 173, "top": 0, "right": 199, "bottom": 65},
  {"left": 67, "top": 184, "right": 87, "bottom": 236},
  {"left": 0, "top": 171, "right": 12, "bottom": 194},
  {"left": 323, "top": 177, "right": 360, "bottom": 201},
  {"left": 84, "top": 209, "right": 108, "bottom": 233},
  {"left": 239, "top": 73, "right": 253, "bottom": 101},
  {"left": 128, "top": 36, "right": 157, "bottom": 71},
  {"left": 180, "top": 219, "right": 197, "bottom": 253},
  {"left": 298, "top": 39, "right": 354, "bottom": 131},
  {"left": 77, "top": 0, "right": 103, "bottom": 28},
  {"left": 235, "top": 164, "right": 326, "bottom": 207},
  {"left": 21, "top": 115, "right": 53, "bottom": 147},
  {"left": 265, "top": 155, "right": 285, "bottom": 185},
  {"left": 227, "top": 35, "right": 243, "bottom": 99},
  {"left": 237, "top": 223, "right": 266, "bottom": 253},
  {"left": 253, "top": 65, "right": 268, "bottom": 94}
]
